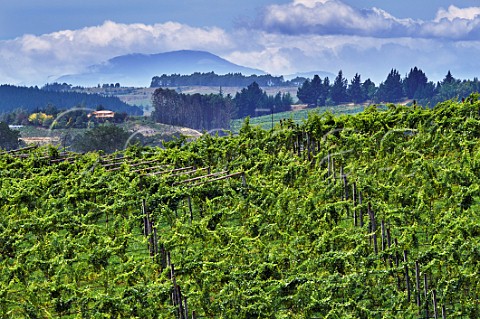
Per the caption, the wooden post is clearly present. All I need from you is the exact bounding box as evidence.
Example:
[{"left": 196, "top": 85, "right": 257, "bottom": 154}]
[
  {"left": 188, "top": 196, "right": 193, "bottom": 223},
  {"left": 368, "top": 203, "right": 378, "bottom": 254},
  {"left": 142, "top": 199, "right": 155, "bottom": 256},
  {"left": 332, "top": 158, "right": 336, "bottom": 180},
  {"left": 424, "top": 273, "right": 429, "bottom": 319},
  {"left": 352, "top": 183, "right": 357, "bottom": 227},
  {"left": 192, "top": 311, "right": 197, "bottom": 319},
  {"left": 359, "top": 192, "right": 364, "bottom": 227},
  {"left": 343, "top": 172, "right": 348, "bottom": 200},
  {"left": 415, "top": 261, "right": 421, "bottom": 309},
  {"left": 327, "top": 153, "right": 331, "bottom": 178},
  {"left": 177, "top": 285, "right": 184, "bottom": 319},
  {"left": 340, "top": 166, "right": 344, "bottom": 199},
  {"left": 386, "top": 228, "right": 392, "bottom": 248},
  {"left": 297, "top": 131, "right": 301, "bottom": 157},
  {"left": 161, "top": 244, "right": 167, "bottom": 270},
  {"left": 433, "top": 289, "right": 438, "bottom": 319},
  {"left": 142, "top": 199, "right": 149, "bottom": 237},
  {"left": 441, "top": 304, "right": 446, "bottom": 319},
  {"left": 381, "top": 220, "right": 386, "bottom": 252},
  {"left": 152, "top": 219, "right": 159, "bottom": 256},
  {"left": 404, "top": 250, "right": 410, "bottom": 302},
  {"left": 307, "top": 132, "right": 311, "bottom": 161},
  {"left": 387, "top": 228, "right": 393, "bottom": 267},
  {"left": 394, "top": 238, "right": 401, "bottom": 290},
  {"left": 171, "top": 264, "right": 177, "bottom": 305},
  {"left": 394, "top": 239, "right": 399, "bottom": 267},
  {"left": 184, "top": 296, "right": 189, "bottom": 319}
]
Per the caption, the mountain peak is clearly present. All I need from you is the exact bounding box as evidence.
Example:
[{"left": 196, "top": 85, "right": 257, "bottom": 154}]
[{"left": 58, "top": 50, "right": 265, "bottom": 87}]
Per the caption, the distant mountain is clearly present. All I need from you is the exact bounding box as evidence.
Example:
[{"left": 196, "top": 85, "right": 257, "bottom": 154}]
[{"left": 58, "top": 50, "right": 266, "bottom": 87}]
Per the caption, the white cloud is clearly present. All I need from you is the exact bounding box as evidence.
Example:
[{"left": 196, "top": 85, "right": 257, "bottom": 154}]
[
  {"left": 435, "top": 5, "right": 480, "bottom": 21},
  {"left": 257, "top": 0, "right": 420, "bottom": 38},
  {"left": 0, "top": 21, "right": 234, "bottom": 85},
  {"left": 256, "top": 0, "right": 480, "bottom": 40},
  {"left": 292, "top": 0, "right": 329, "bottom": 8},
  {"left": 1, "top": 1, "right": 480, "bottom": 86}
]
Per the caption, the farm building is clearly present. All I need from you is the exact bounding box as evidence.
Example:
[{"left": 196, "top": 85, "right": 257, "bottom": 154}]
[{"left": 88, "top": 110, "right": 115, "bottom": 119}]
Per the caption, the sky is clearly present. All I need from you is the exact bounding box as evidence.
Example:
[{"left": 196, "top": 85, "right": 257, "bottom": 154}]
[{"left": 1, "top": 0, "right": 480, "bottom": 86}]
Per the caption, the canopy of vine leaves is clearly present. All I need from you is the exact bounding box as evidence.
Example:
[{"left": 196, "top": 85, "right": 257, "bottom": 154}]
[{"left": 1, "top": 94, "right": 480, "bottom": 318}]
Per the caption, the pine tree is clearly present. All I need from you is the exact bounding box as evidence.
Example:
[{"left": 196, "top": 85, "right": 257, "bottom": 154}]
[
  {"left": 297, "top": 75, "right": 324, "bottom": 107},
  {"left": 375, "top": 69, "right": 403, "bottom": 102},
  {"left": 348, "top": 73, "right": 366, "bottom": 104},
  {"left": 404, "top": 67, "right": 428, "bottom": 99},
  {"left": 331, "top": 70, "right": 348, "bottom": 105}
]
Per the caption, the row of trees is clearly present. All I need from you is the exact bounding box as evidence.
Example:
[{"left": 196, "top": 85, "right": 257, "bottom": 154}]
[
  {"left": 150, "top": 72, "right": 290, "bottom": 88},
  {"left": 151, "top": 84, "right": 293, "bottom": 130},
  {"left": 297, "top": 68, "right": 479, "bottom": 106},
  {"left": 235, "top": 82, "right": 293, "bottom": 118},
  {"left": 151, "top": 89, "right": 235, "bottom": 131}
]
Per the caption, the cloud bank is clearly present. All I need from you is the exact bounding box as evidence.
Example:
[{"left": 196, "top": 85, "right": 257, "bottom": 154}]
[
  {"left": 257, "top": 0, "right": 480, "bottom": 40},
  {"left": 1, "top": 0, "right": 480, "bottom": 86}
]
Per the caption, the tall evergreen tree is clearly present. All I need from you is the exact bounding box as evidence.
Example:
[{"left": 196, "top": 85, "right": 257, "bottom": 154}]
[
  {"left": 443, "top": 70, "right": 455, "bottom": 84},
  {"left": 331, "top": 70, "right": 348, "bottom": 105},
  {"left": 362, "top": 79, "right": 376, "bottom": 101},
  {"left": 297, "top": 75, "right": 325, "bottom": 107},
  {"left": 323, "top": 77, "right": 331, "bottom": 104},
  {"left": 297, "top": 78, "right": 312, "bottom": 105},
  {"left": 348, "top": 73, "right": 366, "bottom": 104},
  {"left": 235, "top": 82, "right": 267, "bottom": 118},
  {"left": 375, "top": 69, "right": 404, "bottom": 102},
  {"left": 404, "top": 67, "right": 428, "bottom": 99}
]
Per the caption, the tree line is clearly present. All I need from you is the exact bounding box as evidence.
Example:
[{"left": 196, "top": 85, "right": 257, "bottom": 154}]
[
  {"left": 151, "top": 83, "right": 293, "bottom": 131},
  {"left": 297, "top": 68, "right": 480, "bottom": 107},
  {"left": 0, "top": 85, "right": 142, "bottom": 115},
  {"left": 150, "top": 72, "right": 299, "bottom": 88}
]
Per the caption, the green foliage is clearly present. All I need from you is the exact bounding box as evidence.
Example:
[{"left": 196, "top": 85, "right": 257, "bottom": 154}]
[
  {"left": 71, "top": 124, "right": 133, "bottom": 153},
  {"left": 151, "top": 88, "right": 234, "bottom": 130},
  {"left": 151, "top": 72, "right": 287, "bottom": 88},
  {"left": 0, "top": 122, "right": 20, "bottom": 150},
  {"left": 297, "top": 74, "right": 328, "bottom": 107},
  {"left": 2, "top": 95, "right": 480, "bottom": 317},
  {"left": 375, "top": 68, "right": 404, "bottom": 102}
]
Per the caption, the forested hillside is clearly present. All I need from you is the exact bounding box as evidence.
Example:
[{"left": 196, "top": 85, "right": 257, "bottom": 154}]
[
  {"left": 0, "top": 85, "right": 142, "bottom": 115},
  {"left": 1, "top": 95, "right": 480, "bottom": 318}
]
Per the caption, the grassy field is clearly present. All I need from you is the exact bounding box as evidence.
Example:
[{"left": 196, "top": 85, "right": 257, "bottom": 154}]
[{"left": 230, "top": 104, "right": 367, "bottom": 132}]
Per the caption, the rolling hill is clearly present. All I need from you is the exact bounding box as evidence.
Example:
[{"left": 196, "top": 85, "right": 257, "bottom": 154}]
[{"left": 57, "top": 50, "right": 266, "bottom": 87}]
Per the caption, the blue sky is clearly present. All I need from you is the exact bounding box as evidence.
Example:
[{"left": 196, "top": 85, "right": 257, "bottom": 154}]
[{"left": 1, "top": 0, "right": 480, "bottom": 86}]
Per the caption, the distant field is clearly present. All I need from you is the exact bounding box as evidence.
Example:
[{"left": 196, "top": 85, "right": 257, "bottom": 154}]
[{"left": 230, "top": 104, "right": 367, "bottom": 132}]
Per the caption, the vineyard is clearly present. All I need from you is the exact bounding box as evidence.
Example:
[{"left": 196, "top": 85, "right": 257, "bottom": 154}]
[{"left": 1, "top": 95, "right": 480, "bottom": 318}]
